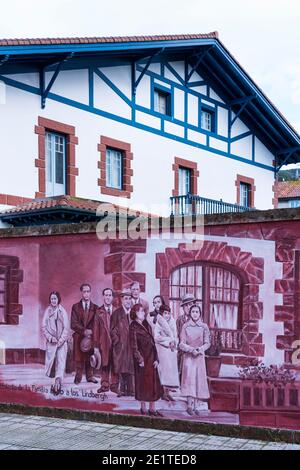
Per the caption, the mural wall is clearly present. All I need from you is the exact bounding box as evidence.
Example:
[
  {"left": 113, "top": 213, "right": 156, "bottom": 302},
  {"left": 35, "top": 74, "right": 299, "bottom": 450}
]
[{"left": 0, "top": 217, "right": 300, "bottom": 430}]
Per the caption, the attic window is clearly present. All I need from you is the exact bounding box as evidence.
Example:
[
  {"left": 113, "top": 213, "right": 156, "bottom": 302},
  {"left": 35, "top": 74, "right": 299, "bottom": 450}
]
[
  {"left": 201, "top": 107, "right": 215, "bottom": 132},
  {"left": 154, "top": 87, "right": 172, "bottom": 116}
]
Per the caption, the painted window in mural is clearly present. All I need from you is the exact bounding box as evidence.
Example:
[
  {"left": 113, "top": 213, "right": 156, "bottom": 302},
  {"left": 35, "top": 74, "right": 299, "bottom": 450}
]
[
  {"left": 0, "top": 267, "right": 7, "bottom": 324},
  {"left": 169, "top": 263, "right": 243, "bottom": 351}
]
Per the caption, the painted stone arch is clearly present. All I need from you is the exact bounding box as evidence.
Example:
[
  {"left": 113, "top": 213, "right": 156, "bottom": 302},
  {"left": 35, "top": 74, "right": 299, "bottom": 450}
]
[{"left": 156, "top": 240, "right": 265, "bottom": 362}]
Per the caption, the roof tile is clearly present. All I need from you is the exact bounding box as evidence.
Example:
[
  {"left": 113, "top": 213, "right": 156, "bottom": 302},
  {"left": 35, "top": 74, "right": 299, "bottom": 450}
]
[
  {"left": 0, "top": 195, "right": 155, "bottom": 219},
  {"left": 274, "top": 181, "right": 300, "bottom": 199},
  {"left": 0, "top": 32, "right": 218, "bottom": 47}
]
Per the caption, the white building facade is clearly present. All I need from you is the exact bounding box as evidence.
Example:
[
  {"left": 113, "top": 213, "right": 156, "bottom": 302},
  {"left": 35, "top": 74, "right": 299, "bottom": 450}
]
[{"left": 0, "top": 32, "right": 299, "bottom": 218}]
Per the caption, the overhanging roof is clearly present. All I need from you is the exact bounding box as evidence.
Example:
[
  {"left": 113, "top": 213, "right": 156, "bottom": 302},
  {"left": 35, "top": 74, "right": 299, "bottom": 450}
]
[{"left": 0, "top": 32, "right": 299, "bottom": 166}]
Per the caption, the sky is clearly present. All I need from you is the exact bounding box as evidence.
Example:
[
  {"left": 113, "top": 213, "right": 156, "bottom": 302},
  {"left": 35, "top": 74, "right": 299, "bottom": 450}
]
[{"left": 1, "top": 0, "right": 300, "bottom": 152}]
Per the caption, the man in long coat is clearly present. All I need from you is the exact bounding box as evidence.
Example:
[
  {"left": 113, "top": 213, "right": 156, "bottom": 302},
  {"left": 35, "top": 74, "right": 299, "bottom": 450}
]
[
  {"left": 71, "top": 283, "right": 99, "bottom": 385},
  {"left": 94, "top": 287, "right": 119, "bottom": 394},
  {"left": 110, "top": 288, "right": 134, "bottom": 397},
  {"left": 176, "top": 293, "right": 196, "bottom": 383}
]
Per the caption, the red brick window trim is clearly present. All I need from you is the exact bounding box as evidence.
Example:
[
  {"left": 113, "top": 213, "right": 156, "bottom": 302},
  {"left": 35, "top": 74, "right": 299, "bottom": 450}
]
[
  {"left": 97, "top": 136, "right": 133, "bottom": 199},
  {"left": 172, "top": 157, "right": 199, "bottom": 197},
  {"left": 235, "top": 174, "right": 256, "bottom": 208},
  {"left": 34, "top": 117, "right": 79, "bottom": 198}
]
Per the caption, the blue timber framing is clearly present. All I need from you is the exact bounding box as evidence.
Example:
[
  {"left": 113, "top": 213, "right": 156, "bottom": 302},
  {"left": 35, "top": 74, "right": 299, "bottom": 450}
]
[
  {"left": 185, "top": 46, "right": 215, "bottom": 84},
  {"left": 275, "top": 145, "right": 300, "bottom": 173},
  {"left": 0, "top": 35, "right": 299, "bottom": 168},
  {"left": 0, "top": 72, "right": 275, "bottom": 172},
  {"left": 132, "top": 48, "right": 164, "bottom": 96},
  {"left": 0, "top": 55, "right": 10, "bottom": 67},
  {"left": 40, "top": 52, "right": 74, "bottom": 108}
]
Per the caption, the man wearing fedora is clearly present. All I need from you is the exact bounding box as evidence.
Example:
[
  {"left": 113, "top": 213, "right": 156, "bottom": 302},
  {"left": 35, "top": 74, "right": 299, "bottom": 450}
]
[
  {"left": 71, "top": 283, "right": 99, "bottom": 385},
  {"left": 110, "top": 288, "right": 134, "bottom": 397},
  {"left": 176, "top": 293, "right": 196, "bottom": 383},
  {"left": 94, "top": 288, "right": 119, "bottom": 394}
]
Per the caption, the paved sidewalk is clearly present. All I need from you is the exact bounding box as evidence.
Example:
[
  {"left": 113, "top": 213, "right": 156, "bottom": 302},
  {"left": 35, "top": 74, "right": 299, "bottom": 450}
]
[{"left": 0, "top": 413, "right": 300, "bottom": 450}]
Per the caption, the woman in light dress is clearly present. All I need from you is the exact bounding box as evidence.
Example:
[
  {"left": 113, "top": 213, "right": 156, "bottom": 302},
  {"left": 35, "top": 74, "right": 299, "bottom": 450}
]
[
  {"left": 42, "top": 291, "right": 70, "bottom": 395},
  {"left": 154, "top": 305, "right": 180, "bottom": 401},
  {"left": 179, "top": 304, "right": 210, "bottom": 416}
]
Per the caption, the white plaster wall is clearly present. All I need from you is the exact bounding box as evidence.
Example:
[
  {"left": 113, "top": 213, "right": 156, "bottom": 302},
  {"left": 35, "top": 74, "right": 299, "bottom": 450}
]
[
  {"left": 173, "top": 88, "right": 185, "bottom": 121},
  {"left": 102, "top": 65, "right": 132, "bottom": 99},
  {"left": 187, "top": 94, "right": 199, "bottom": 126},
  {"left": 135, "top": 235, "right": 284, "bottom": 365},
  {"left": 48, "top": 69, "right": 89, "bottom": 104},
  {"left": 231, "top": 117, "right": 249, "bottom": 137},
  {"left": 255, "top": 137, "right": 276, "bottom": 166},
  {"left": 0, "top": 70, "right": 276, "bottom": 215},
  {"left": 0, "top": 85, "right": 39, "bottom": 199},
  {"left": 231, "top": 135, "right": 253, "bottom": 160},
  {"left": 135, "top": 74, "right": 151, "bottom": 108},
  {"left": 217, "top": 107, "right": 229, "bottom": 137}
]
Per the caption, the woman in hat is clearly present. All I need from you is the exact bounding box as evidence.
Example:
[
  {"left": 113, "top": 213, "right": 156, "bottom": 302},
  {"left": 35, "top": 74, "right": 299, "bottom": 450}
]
[
  {"left": 176, "top": 293, "right": 196, "bottom": 383},
  {"left": 154, "top": 305, "right": 180, "bottom": 400},
  {"left": 129, "top": 303, "right": 163, "bottom": 416},
  {"left": 42, "top": 291, "right": 70, "bottom": 395},
  {"left": 179, "top": 304, "right": 210, "bottom": 416}
]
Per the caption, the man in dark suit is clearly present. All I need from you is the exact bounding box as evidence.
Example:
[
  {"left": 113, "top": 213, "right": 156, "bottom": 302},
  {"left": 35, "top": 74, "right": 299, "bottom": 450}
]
[
  {"left": 94, "top": 288, "right": 119, "bottom": 394},
  {"left": 71, "top": 283, "right": 99, "bottom": 385},
  {"left": 110, "top": 288, "right": 134, "bottom": 397}
]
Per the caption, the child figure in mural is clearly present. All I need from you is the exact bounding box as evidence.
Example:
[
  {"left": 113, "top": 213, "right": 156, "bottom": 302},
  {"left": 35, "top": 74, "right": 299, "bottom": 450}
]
[
  {"left": 154, "top": 305, "right": 180, "bottom": 401},
  {"left": 179, "top": 304, "right": 211, "bottom": 416},
  {"left": 42, "top": 291, "right": 70, "bottom": 395},
  {"left": 129, "top": 303, "right": 163, "bottom": 416}
]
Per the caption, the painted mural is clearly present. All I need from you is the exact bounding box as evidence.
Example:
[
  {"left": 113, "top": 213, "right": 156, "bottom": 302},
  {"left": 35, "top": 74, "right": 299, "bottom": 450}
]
[{"left": 1, "top": 217, "right": 300, "bottom": 430}]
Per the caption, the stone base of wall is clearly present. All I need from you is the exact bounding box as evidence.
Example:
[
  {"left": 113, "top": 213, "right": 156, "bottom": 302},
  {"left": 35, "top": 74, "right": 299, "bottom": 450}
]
[{"left": 4, "top": 349, "right": 45, "bottom": 365}]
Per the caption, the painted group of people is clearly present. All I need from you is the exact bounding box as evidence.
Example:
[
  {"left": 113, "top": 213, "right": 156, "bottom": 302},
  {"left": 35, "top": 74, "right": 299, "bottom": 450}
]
[{"left": 42, "top": 282, "right": 211, "bottom": 417}]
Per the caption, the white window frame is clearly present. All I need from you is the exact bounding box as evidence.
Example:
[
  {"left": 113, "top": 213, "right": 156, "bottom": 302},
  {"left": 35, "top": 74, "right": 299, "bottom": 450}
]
[
  {"left": 201, "top": 109, "right": 214, "bottom": 132},
  {"left": 106, "top": 148, "right": 123, "bottom": 190},
  {"left": 154, "top": 88, "right": 171, "bottom": 115},
  {"left": 178, "top": 167, "right": 191, "bottom": 196},
  {"left": 289, "top": 199, "right": 300, "bottom": 208},
  {"left": 45, "top": 131, "right": 66, "bottom": 197},
  {"left": 240, "top": 182, "right": 251, "bottom": 207}
]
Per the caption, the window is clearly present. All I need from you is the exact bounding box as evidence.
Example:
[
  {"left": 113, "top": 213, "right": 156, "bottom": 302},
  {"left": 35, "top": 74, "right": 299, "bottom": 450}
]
[
  {"left": 106, "top": 148, "right": 123, "bottom": 190},
  {"left": 98, "top": 136, "right": 133, "bottom": 198},
  {"left": 178, "top": 167, "right": 191, "bottom": 196},
  {"left": 201, "top": 108, "right": 215, "bottom": 132},
  {"left": 0, "top": 255, "right": 23, "bottom": 326},
  {"left": 240, "top": 182, "right": 251, "bottom": 207},
  {"left": 289, "top": 199, "right": 300, "bottom": 208},
  {"left": 45, "top": 132, "right": 66, "bottom": 197},
  {"left": 154, "top": 88, "right": 171, "bottom": 116},
  {"left": 170, "top": 263, "right": 243, "bottom": 351},
  {"left": 35, "top": 117, "right": 79, "bottom": 198},
  {"left": 236, "top": 174, "right": 255, "bottom": 208},
  {"left": 0, "top": 267, "right": 7, "bottom": 324}
]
